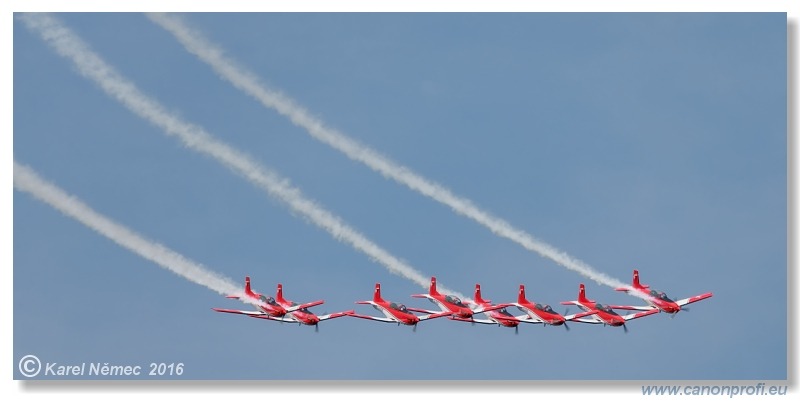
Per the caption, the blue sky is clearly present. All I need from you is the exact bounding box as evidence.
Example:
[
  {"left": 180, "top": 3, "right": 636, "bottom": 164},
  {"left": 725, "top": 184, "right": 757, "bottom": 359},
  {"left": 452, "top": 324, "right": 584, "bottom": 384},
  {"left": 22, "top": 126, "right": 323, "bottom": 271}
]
[{"left": 11, "top": 11, "right": 787, "bottom": 385}]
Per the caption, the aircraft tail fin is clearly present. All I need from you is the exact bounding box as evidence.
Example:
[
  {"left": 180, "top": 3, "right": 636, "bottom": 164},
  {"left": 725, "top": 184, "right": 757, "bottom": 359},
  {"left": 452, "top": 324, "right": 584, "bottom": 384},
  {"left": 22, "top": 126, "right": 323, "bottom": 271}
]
[
  {"left": 474, "top": 284, "right": 490, "bottom": 304},
  {"left": 578, "top": 283, "right": 594, "bottom": 304},
  {"left": 632, "top": 269, "right": 650, "bottom": 289},
  {"left": 518, "top": 284, "right": 530, "bottom": 304},
  {"left": 244, "top": 276, "right": 255, "bottom": 297},
  {"left": 276, "top": 283, "right": 287, "bottom": 304},
  {"left": 429, "top": 276, "right": 440, "bottom": 296},
  {"left": 373, "top": 283, "right": 385, "bottom": 303}
]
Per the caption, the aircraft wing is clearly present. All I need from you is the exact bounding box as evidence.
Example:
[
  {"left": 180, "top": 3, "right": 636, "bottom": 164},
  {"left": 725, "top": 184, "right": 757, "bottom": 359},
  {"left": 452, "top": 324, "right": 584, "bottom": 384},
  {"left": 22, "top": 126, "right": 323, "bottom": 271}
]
[
  {"left": 449, "top": 316, "right": 498, "bottom": 325},
  {"left": 453, "top": 314, "right": 541, "bottom": 325},
  {"left": 286, "top": 300, "right": 324, "bottom": 312},
  {"left": 417, "top": 311, "right": 454, "bottom": 321},
  {"left": 608, "top": 304, "right": 657, "bottom": 311},
  {"left": 211, "top": 308, "right": 267, "bottom": 317},
  {"left": 621, "top": 309, "right": 660, "bottom": 321},
  {"left": 317, "top": 310, "right": 355, "bottom": 321},
  {"left": 511, "top": 314, "right": 546, "bottom": 324},
  {"left": 472, "top": 303, "right": 512, "bottom": 315},
  {"left": 406, "top": 307, "right": 439, "bottom": 314},
  {"left": 564, "top": 311, "right": 597, "bottom": 322},
  {"left": 251, "top": 315, "right": 300, "bottom": 323},
  {"left": 675, "top": 292, "right": 713, "bottom": 307},
  {"left": 569, "top": 315, "right": 604, "bottom": 324},
  {"left": 345, "top": 312, "right": 398, "bottom": 323}
]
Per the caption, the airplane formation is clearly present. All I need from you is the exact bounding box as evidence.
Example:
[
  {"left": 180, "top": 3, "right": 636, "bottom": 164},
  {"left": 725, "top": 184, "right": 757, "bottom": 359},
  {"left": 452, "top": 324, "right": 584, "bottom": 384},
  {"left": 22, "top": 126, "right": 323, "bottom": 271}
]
[{"left": 213, "top": 270, "right": 713, "bottom": 333}]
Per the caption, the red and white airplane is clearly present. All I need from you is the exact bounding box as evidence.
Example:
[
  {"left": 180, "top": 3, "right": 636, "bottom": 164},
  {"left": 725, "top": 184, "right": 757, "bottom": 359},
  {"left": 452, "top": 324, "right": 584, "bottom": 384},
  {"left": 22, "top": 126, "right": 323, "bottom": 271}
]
[
  {"left": 253, "top": 283, "right": 353, "bottom": 331},
  {"left": 448, "top": 284, "right": 523, "bottom": 332},
  {"left": 512, "top": 284, "right": 592, "bottom": 330},
  {"left": 347, "top": 283, "right": 453, "bottom": 331},
  {"left": 560, "top": 284, "right": 659, "bottom": 332},
  {"left": 613, "top": 270, "right": 713, "bottom": 316},
  {"left": 212, "top": 277, "right": 349, "bottom": 330},
  {"left": 409, "top": 277, "right": 508, "bottom": 319}
]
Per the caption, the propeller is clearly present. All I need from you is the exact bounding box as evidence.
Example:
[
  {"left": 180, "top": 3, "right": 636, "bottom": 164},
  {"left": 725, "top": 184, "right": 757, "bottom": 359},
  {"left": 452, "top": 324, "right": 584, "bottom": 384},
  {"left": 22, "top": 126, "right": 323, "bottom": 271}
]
[
  {"left": 413, "top": 323, "right": 418, "bottom": 333},
  {"left": 563, "top": 308, "right": 571, "bottom": 331},
  {"left": 515, "top": 326, "right": 519, "bottom": 335},
  {"left": 671, "top": 307, "right": 688, "bottom": 319},
  {"left": 315, "top": 323, "right": 319, "bottom": 333},
  {"left": 623, "top": 323, "right": 629, "bottom": 334}
]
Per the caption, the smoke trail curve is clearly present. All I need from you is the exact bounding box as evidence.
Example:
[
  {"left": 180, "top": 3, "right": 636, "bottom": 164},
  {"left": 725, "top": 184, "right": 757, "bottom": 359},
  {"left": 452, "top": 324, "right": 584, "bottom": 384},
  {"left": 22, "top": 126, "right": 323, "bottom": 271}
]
[{"left": 14, "top": 161, "right": 250, "bottom": 300}]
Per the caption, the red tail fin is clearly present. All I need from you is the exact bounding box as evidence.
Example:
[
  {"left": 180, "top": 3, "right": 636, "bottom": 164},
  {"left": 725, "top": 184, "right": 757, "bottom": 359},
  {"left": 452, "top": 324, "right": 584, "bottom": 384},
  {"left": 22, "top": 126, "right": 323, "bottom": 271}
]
[
  {"left": 429, "top": 277, "right": 440, "bottom": 296},
  {"left": 518, "top": 284, "right": 529, "bottom": 304},
  {"left": 632, "top": 269, "right": 649, "bottom": 289},
  {"left": 578, "top": 284, "right": 589, "bottom": 303},
  {"left": 244, "top": 276, "right": 254, "bottom": 296},
  {"left": 474, "top": 284, "right": 488, "bottom": 304},
  {"left": 373, "top": 283, "right": 385, "bottom": 303},
  {"left": 276, "top": 283, "right": 286, "bottom": 304}
]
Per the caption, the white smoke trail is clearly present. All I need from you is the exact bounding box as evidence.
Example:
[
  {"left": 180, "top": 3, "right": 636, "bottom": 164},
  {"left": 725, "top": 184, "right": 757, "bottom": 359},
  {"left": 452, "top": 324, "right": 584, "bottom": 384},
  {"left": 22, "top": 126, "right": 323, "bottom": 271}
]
[
  {"left": 18, "top": 13, "right": 461, "bottom": 299},
  {"left": 13, "top": 161, "right": 254, "bottom": 301},
  {"left": 147, "top": 13, "right": 635, "bottom": 292}
]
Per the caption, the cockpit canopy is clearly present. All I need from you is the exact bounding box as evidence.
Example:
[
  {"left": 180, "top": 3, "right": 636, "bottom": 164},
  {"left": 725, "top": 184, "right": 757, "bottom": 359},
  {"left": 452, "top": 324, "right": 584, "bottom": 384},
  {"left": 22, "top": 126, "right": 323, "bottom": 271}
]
[
  {"left": 289, "top": 301, "right": 312, "bottom": 314},
  {"left": 259, "top": 295, "right": 278, "bottom": 306},
  {"left": 445, "top": 295, "right": 466, "bottom": 307},
  {"left": 649, "top": 289, "right": 674, "bottom": 303},
  {"left": 594, "top": 303, "right": 620, "bottom": 316},
  {"left": 535, "top": 304, "right": 556, "bottom": 314},
  {"left": 389, "top": 302, "right": 408, "bottom": 313},
  {"left": 496, "top": 308, "right": 513, "bottom": 317}
]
